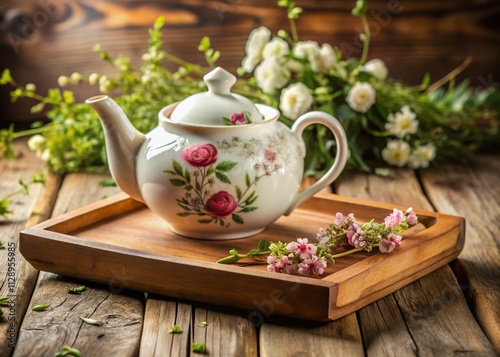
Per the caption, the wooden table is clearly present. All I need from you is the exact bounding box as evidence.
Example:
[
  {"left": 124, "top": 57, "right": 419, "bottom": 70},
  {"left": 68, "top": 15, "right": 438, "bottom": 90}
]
[{"left": 1, "top": 139, "right": 498, "bottom": 356}]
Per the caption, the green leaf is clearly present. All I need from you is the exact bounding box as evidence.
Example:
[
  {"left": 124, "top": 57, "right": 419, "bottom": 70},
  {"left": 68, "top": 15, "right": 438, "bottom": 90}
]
[
  {"left": 154, "top": 16, "right": 165, "bottom": 30},
  {"left": 206, "top": 165, "right": 215, "bottom": 176},
  {"left": 0, "top": 296, "right": 10, "bottom": 306},
  {"left": 32, "top": 304, "right": 50, "bottom": 311},
  {"left": 198, "top": 321, "right": 208, "bottom": 327},
  {"left": 257, "top": 239, "right": 270, "bottom": 253},
  {"left": 172, "top": 160, "right": 184, "bottom": 176},
  {"left": 215, "top": 172, "right": 231, "bottom": 184},
  {"left": 184, "top": 169, "right": 191, "bottom": 183},
  {"left": 53, "top": 345, "right": 81, "bottom": 357},
  {"left": 169, "top": 178, "right": 186, "bottom": 187},
  {"left": 235, "top": 186, "right": 242, "bottom": 200},
  {"left": 80, "top": 316, "right": 103, "bottom": 326},
  {"left": 216, "top": 160, "right": 238, "bottom": 172},
  {"left": 198, "top": 219, "right": 215, "bottom": 224},
  {"left": 239, "top": 206, "right": 257, "bottom": 213},
  {"left": 67, "top": 285, "right": 86, "bottom": 294},
  {"left": 168, "top": 325, "right": 183, "bottom": 334},
  {"left": 0, "top": 69, "right": 12, "bottom": 85},
  {"left": 192, "top": 342, "right": 205, "bottom": 353},
  {"left": 245, "top": 173, "right": 252, "bottom": 188},
  {"left": 99, "top": 179, "right": 116, "bottom": 187},
  {"left": 232, "top": 214, "right": 244, "bottom": 224},
  {"left": 198, "top": 36, "right": 211, "bottom": 51},
  {"left": 178, "top": 212, "right": 193, "bottom": 217}
]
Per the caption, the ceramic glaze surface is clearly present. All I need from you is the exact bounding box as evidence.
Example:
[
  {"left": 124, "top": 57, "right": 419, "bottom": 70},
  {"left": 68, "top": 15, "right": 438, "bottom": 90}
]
[{"left": 87, "top": 67, "right": 349, "bottom": 239}]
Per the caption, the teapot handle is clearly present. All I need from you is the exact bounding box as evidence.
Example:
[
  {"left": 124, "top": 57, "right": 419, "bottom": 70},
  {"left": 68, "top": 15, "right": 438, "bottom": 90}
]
[{"left": 284, "top": 111, "right": 348, "bottom": 216}]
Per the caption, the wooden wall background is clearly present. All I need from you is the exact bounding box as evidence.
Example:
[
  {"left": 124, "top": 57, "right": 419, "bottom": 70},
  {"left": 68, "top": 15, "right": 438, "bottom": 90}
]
[{"left": 1, "top": 0, "right": 499, "bottom": 125}]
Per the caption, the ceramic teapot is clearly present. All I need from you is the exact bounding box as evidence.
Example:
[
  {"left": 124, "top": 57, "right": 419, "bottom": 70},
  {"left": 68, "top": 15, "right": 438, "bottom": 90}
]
[{"left": 86, "top": 67, "right": 348, "bottom": 239}]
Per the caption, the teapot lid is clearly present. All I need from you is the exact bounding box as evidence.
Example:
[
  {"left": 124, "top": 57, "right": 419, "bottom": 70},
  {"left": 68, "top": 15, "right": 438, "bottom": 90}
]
[{"left": 169, "top": 67, "right": 264, "bottom": 125}]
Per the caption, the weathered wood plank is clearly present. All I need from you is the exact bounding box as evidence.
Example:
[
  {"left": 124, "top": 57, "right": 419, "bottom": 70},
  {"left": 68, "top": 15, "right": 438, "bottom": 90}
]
[
  {"left": 0, "top": 139, "right": 60, "bottom": 357},
  {"left": 13, "top": 173, "right": 145, "bottom": 357},
  {"left": 191, "top": 305, "right": 258, "bottom": 357},
  {"left": 334, "top": 168, "right": 496, "bottom": 356},
  {"left": 260, "top": 313, "right": 364, "bottom": 357},
  {"left": 139, "top": 296, "right": 191, "bottom": 356},
  {"left": 420, "top": 154, "right": 500, "bottom": 354}
]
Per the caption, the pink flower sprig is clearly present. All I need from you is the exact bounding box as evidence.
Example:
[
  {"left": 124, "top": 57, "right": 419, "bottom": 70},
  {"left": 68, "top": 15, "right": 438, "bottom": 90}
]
[{"left": 217, "top": 207, "right": 418, "bottom": 277}]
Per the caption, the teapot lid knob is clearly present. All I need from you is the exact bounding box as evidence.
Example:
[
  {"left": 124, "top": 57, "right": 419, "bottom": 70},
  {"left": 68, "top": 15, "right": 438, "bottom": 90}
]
[{"left": 204, "top": 67, "right": 236, "bottom": 95}]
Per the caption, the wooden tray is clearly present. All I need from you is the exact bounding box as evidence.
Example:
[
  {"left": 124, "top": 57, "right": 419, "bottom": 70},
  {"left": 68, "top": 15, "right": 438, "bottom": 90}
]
[{"left": 20, "top": 193, "right": 465, "bottom": 321}]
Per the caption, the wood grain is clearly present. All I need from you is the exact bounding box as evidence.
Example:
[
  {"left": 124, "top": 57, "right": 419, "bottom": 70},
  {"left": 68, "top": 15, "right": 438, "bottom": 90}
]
[
  {"left": 1, "top": 0, "right": 499, "bottom": 124},
  {"left": 14, "top": 173, "right": 145, "bottom": 357},
  {"left": 333, "top": 168, "right": 496, "bottom": 355},
  {"left": 139, "top": 295, "right": 191, "bottom": 356},
  {"left": 191, "top": 305, "right": 258, "bottom": 356},
  {"left": 260, "top": 312, "right": 364, "bottom": 357},
  {"left": 0, "top": 139, "right": 60, "bottom": 357},
  {"left": 420, "top": 154, "right": 500, "bottom": 355}
]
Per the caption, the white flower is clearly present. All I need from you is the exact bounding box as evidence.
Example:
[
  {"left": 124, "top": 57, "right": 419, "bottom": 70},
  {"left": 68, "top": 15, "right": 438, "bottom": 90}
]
[
  {"left": 385, "top": 105, "right": 419, "bottom": 138},
  {"left": 293, "top": 41, "right": 319, "bottom": 59},
  {"left": 241, "top": 26, "right": 271, "bottom": 72},
  {"left": 382, "top": 140, "right": 411, "bottom": 167},
  {"left": 254, "top": 57, "right": 290, "bottom": 93},
  {"left": 361, "top": 59, "right": 388, "bottom": 80},
  {"left": 27, "top": 134, "right": 45, "bottom": 152},
  {"left": 40, "top": 149, "right": 51, "bottom": 162},
  {"left": 262, "top": 37, "right": 289, "bottom": 59},
  {"left": 310, "top": 44, "right": 337, "bottom": 73},
  {"left": 280, "top": 83, "right": 314, "bottom": 120},
  {"left": 409, "top": 143, "right": 436, "bottom": 168},
  {"left": 346, "top": 82, "right": 376, "bottom": 113}
]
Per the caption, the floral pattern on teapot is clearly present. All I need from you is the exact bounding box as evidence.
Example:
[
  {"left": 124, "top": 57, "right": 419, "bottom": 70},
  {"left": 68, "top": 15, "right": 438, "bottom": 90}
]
[{"left": 165, "top": 129, "right": 290, "bottom": 227}]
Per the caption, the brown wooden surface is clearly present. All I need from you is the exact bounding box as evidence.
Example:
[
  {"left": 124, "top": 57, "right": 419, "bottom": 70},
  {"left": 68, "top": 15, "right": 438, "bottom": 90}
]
[
  {"left": 1, "top": 0, "right": 500, "bottom": 124},
  {"left": 1, "top": 139, "right": 499, "bottom": 356}
]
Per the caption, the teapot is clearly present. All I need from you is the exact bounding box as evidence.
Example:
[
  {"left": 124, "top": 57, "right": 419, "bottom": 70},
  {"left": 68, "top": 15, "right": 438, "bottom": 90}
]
[{"left": 86, "top": 67, "right": 348, "bottom": 239}]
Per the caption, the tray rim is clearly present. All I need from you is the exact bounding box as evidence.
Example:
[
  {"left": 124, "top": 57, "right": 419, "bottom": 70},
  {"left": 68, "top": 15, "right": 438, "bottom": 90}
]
[{"left": 20, "top": 192, "right": 465, "bottom": 321}]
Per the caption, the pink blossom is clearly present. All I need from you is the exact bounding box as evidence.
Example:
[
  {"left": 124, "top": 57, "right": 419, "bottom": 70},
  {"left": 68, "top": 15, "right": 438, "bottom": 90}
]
[
  {"left": 351, "top": 227, "right": 366, "bottom": 248},
  {"left": 298, "top": 255, "right": 327, "bottom": 276},
  {"left": 406, "top": 207, "right": 418, "bottom": 226},
  {"left": 333, "top": 212, "right": 355, "bottom": 228},
  {"left": 384, "top": 208, "right": 405, "bottom": 228},
  {"left": 286, "top": 238, "right": 317, "bottom": 259},
  {"left": 379, "top": 233, "right": 402, "bottom": 253},
  {"left": 346, "top": 222, "right": 361, "bottom": 246},
  {"left": 316, "top": 228, "right": 329, "bottom": 244},
  {"left": 230, "top": 112, "right": 247, "bottom": 125},
  {"left": 266, "top": 255, "right": 296, "bottom": 274},
  {"left": 263, "top": 149, "right": 278, "bottom": 164}
]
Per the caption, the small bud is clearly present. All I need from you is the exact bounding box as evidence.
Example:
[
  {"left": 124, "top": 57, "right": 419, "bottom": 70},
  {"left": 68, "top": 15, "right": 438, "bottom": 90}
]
[
  {"left": 88, "top": 73, "right": 99, "bottom": 85},
  {"left": 58, "top": 75, "right": 69, "bottom": 87},
  {"left": 25, "top": 83, "right": 36, "bottom": 92},
  {"left": 70, "top": 72, "right": 83, "bottom": 84}
]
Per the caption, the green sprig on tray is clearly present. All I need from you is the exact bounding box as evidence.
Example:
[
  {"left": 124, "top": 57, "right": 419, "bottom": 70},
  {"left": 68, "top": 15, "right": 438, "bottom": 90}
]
[
  {"left": 218, "top": 207, "right": 418, "bottom": 277},
  {"left": 0, "top": 1, "right": 498, "bottom": 175}
]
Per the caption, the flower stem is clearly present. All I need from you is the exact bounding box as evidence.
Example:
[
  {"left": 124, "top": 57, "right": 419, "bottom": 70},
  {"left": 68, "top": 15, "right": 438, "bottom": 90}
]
[
  {"left": 330, "top": 247, "right": 364, "bottom": 259},
  {"left": 359, "top": 14, "right": 371, "bottom": 64}
]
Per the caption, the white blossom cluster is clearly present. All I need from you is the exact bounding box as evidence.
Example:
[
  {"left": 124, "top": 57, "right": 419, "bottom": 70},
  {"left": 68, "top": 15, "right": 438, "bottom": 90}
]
[{"left": 241, "top": 27, "right": 436, "bottom": 169}]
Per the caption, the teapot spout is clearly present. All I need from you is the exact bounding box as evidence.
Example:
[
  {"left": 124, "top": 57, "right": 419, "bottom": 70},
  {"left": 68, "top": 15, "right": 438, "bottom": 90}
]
[{"left": 86, "top": 95, "right": 145, "bottom": 202}]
